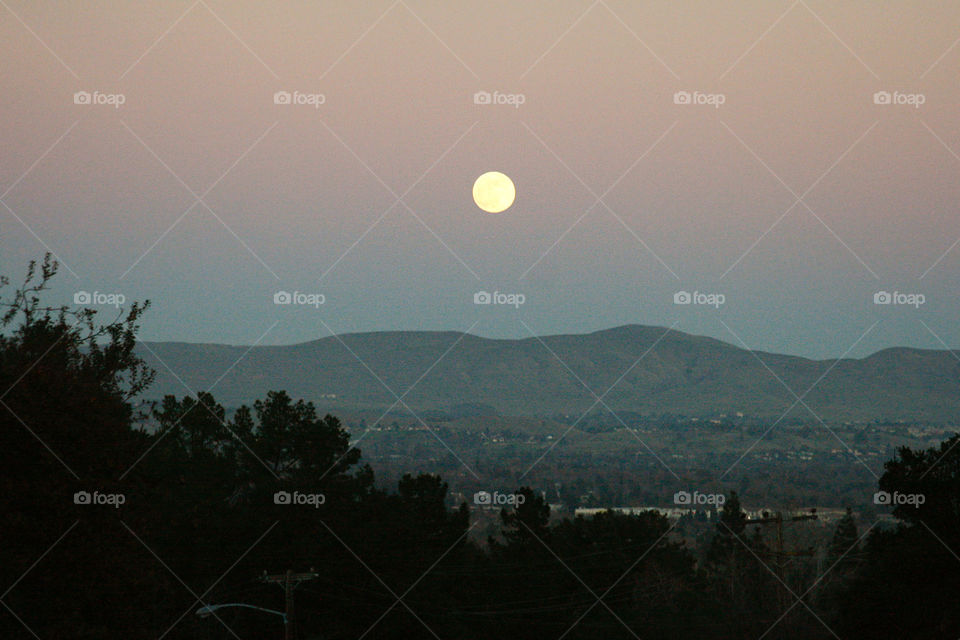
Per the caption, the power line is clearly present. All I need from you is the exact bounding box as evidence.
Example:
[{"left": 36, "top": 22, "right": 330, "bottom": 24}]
[{"left": 262, "top": 569, "right": 319, "bottom": 640}]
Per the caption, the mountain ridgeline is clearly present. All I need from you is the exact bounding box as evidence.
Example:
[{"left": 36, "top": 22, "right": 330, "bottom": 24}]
[{"left": 137, "top": 325, "right": 960, "bottom": 423}]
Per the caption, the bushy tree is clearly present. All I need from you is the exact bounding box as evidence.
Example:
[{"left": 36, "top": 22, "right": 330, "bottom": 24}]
[
  {"left": 0, "top": 255, "right": 162, "bottom": 638},
  {"left": 835, "top": 436, "right": 960, "bottom": 639}
]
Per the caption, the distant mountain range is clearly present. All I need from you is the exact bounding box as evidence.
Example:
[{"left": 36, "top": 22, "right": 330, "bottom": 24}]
[{"left": 136, "top": 325, "right": 960, "bottom": 423}]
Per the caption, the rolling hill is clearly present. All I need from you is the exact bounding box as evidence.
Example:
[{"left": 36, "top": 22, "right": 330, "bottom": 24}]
[{"left": 135, "top": 325, "right": 960, "bottom": 423}]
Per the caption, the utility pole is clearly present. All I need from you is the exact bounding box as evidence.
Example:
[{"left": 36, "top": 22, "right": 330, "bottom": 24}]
[
  {"left": 746, "top": 510, "right": 818, "bottom": 614},
  {"left": 262, "top": 569, "right": 318, "bottom": 640}
]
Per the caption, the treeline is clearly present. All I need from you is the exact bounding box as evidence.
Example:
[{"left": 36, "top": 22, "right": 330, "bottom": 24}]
[{"left": 1, "top": 257, "right": 959, "bottom": 639}]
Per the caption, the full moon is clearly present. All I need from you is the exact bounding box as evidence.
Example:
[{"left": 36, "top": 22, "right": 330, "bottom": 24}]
[{"left": 472, "top": 171, "right": 515, "bottom": 213}]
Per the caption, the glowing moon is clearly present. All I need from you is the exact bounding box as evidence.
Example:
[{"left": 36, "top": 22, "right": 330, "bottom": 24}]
[{"left": 472, "top": 171, "right": 515, "bottom": 213}]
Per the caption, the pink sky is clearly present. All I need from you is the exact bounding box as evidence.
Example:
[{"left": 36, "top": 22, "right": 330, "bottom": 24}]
[{"left": 1, "top": 1, "right": 959, "bottom": 358}]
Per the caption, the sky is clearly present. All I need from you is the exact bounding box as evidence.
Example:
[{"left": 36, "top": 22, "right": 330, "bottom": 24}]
[{"left": 1, "top": 0, "right": 959, "bottom": 359}]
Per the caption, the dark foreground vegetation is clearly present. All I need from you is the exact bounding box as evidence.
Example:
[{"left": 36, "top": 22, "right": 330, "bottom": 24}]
[{"left": 2, "top": 257, "right": 958, "bottom": 639}]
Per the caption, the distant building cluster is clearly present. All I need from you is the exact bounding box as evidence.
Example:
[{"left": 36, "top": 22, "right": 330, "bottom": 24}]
[{"left": 574, "top": 506, "right": 860, "bottom": 524}]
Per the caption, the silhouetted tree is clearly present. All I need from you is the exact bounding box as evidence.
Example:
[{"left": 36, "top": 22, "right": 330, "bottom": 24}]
[
  {"left": 498, "top": 486, "right": 550, "bottom": 546},
  {"left": 828, "top": 507, "right": 859, "bottom": 570},
  {"left": 835, "top": 435, "right": 960, "bottom": 639},
  {"left": 0, "top": 255, "right": 163, "bottom": 638},
  {"left": 705, "top": 492, "right": 780, "bottom": 638}
]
